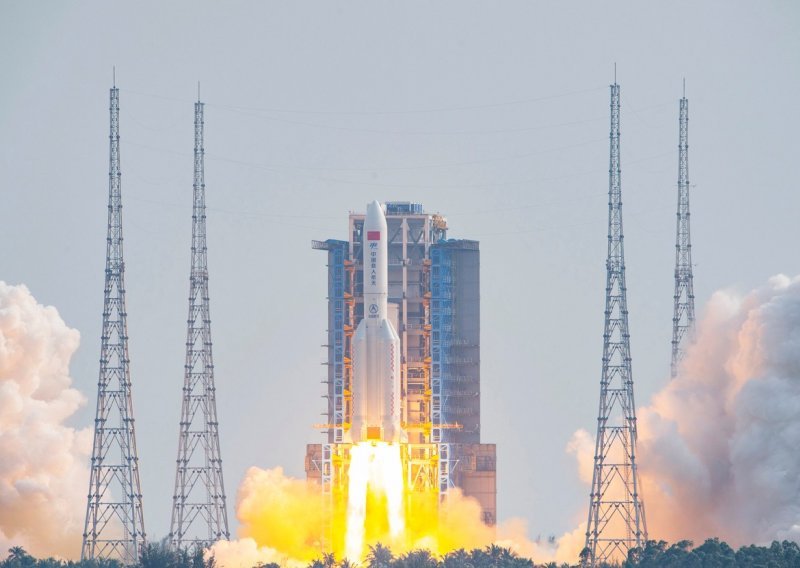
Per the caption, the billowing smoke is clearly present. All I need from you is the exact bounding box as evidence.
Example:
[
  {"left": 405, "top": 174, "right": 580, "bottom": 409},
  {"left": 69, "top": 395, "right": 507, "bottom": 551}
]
[
  {"left": 210, "top": 466, "right": 573, "bottom": 566},
  {"left": 571, "top": 274, "right": 800, "bottom": 547},
  {"left": 220, "top": 466, "right": 327, "bottom": 565},
  {"left": 0, "top": 282, "right": 91, "bottom": 559}
]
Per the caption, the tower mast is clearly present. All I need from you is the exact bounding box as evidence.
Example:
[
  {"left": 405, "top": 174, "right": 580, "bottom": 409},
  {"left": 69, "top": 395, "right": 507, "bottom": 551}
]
[
  {"left": 584, "top": 82, "right": 647, "bottom": 566},
  {"left": 82, "top": 83, "right": 146, "bottom": 564},
  {"left": 671, "top": 85, "right": 695, "bottom": 378},
  {"left": 170, "top": 98, "right": 230, "bottom": 549}
]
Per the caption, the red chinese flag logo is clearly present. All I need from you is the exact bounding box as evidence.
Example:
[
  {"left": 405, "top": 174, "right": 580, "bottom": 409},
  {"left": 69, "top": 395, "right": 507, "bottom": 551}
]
[{"left": 367, "top": 231, "right": 381, "bottom": 240}]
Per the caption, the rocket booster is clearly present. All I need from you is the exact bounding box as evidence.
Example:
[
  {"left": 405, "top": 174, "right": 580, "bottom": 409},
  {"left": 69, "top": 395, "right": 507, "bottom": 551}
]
[{"left": 350, "top": 201, "right": 403, "bottom": 444}]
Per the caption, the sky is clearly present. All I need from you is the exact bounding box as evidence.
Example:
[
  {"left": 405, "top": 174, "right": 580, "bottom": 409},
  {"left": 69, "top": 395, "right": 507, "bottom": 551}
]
[{"left": 1, "top": 0, "right": 799, "bottom": 549}]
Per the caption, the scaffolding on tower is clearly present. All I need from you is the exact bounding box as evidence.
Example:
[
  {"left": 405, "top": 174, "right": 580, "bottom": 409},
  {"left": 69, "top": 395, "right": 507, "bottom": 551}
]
[
  {"left": 311, "top": 238, "right": 353, "bottom": 551},
  {"left": 430, "top": 245, "right": 454, "bottom": 500}
]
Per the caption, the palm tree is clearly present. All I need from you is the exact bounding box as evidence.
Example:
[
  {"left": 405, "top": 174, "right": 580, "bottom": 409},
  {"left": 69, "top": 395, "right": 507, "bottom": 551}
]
[
  {"left": 365, "top": 544, "right": 393, "bottom": 568},
  {"left": 4, "top": 548, "right": 35, "bottom": 568},
  {"left": 577, "top": 547, "right": 591, "bottom": 568},
  {"left": 74, "top": 556, "right": 124, "bottom": 568},
  {"left": 189, "top": 547, "right": 206, "bottom": 568},
  {"left": 466, "top": 545, "right": 531, "bottom": 568},
  {"left": 322, "top": 552, "right": 338, "bottom": 568},
  {"left": 468, "top": 547, "right": 488, "bottom": 568},
  {"left": 394, "top": 549, "right": 438, "bottom": 568},
  {"left": 139, "top": 542, "right": 192, "bottom": 568},
  {"left": 485, "top": 544, "right": 507, "bottom": 567},
  {"left": 441, "top": 549, "right": 472, "bottom": 568}
]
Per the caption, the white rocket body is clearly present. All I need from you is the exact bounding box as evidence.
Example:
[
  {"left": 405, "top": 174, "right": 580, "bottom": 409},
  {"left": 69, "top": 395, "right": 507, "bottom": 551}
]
[{"left": 350, "top": 201, "right": 403, "bottom": 444}]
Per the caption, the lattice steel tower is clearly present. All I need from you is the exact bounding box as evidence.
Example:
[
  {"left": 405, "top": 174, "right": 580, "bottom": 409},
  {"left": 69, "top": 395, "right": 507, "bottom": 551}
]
[
  {"left": 82, "top": 83, "right": 146, "bottom": 564},
  {"left": 584, "top": 83, "right": 647, "bottom": 566},
  {"left": 670, "top": 86, "right": 695, "bottom": 379},
  {"left": 169, "top": 98, "right": 230, "bottom": 550}
]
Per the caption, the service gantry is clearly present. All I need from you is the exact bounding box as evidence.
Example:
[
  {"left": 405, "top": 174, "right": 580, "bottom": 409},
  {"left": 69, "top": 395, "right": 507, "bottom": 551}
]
[
  {"left": 670, "top": 85, "right": 695, "bottom": 379},
  {"left": 307, "top": 204, "right": 495, "bottom": 553},
  {"left": 169, "top": 98, "right": 230, "bottom": 550},
  {"left": 584, "top": 82, "right": 647, "bottom": 566},
  {"left": 82, "top": 83, "right": 147, "bottom": 564}
]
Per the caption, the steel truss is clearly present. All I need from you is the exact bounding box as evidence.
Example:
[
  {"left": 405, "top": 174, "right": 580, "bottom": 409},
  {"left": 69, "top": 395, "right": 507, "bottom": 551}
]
[
  {"left": 671, "top": 91, "right": 696, "bottom": 378},
  {"left": 585, "top": 83, "right": 647, "bottom": 566},
  {"left": 169, "top": 100, "right": 230, "bottom": 550},
  {"left": 82, "top": 85, "right": 146, "bottom": 564}
]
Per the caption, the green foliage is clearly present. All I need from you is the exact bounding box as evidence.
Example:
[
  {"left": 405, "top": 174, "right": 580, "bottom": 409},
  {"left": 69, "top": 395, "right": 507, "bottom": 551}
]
[
  {"left": 5, "top": 539, "right": 800, "bottom": 568},
  {"left": 467, "top": 545, "right": 532, "bottom": 568},
  {"left": 0, "top": 544, "right": 212, "bottom": 568},
  {"left": 66, "top": 557, "right": 123, "bottom": 568},
  {"left": 621, "top": 538, "right": 800, "bottom": 567},
  {"left": 366, "top": 544, "right": 394, "bottom": 568},
  {"left": 3, "top": 548, "right": 36, "bottom": 568},
  {"left": 441, "top": 548, "right": 472, "bottom": 568},
  {"left": 393, "top": 549, "right": 438, "bottom": 568}
]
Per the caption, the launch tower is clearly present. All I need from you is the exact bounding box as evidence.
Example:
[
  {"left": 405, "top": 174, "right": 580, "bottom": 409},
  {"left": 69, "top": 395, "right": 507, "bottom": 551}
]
[
  {"left": 584, "top": 83, "right": 647, "bottom": 565},
  {"left": 169, "top": 98, "right": 230, "bottom": 549},
  {"left": 82, "top": 83, "right": 146, "bottom": 564},
  {"left": 307, "top": 202, "right": 495, "bottom": 552},
  {"left": 670, "top": 86, "right": 695, "bottom": 378}
]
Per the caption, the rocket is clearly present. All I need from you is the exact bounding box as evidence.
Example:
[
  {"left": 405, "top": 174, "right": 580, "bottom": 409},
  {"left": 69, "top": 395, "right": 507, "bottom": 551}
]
[{"left": 350, "top": 201, "right": 403, "bottom": 444}]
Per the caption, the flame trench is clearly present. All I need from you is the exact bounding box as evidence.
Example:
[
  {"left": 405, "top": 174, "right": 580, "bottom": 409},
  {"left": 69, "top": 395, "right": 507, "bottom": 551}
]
[{"left": 345, "top": 442, "right": 405, "bottom": 561}]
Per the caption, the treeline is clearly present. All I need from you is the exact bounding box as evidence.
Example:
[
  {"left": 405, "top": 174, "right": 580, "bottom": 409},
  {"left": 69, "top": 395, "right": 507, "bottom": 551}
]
[
  {"left": 310, "top": 544, "right": 533, "bottom": 568},
  {"left": 3, "top": 539, "right": 800, "bottom": 568},
  {"left": 0, "top": 545, "right": 208, "bottom": 568},
  {"left": 622, "top": 538, "right": 800, "bottom": 567}
]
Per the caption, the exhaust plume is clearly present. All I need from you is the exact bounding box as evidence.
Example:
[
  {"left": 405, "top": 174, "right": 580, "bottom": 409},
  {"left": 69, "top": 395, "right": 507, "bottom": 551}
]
[
  {"left": 639, "top": 274, "right": 800, "bottom": 545},
  {"left": 211, "top": 466, "right": 579, "bottom": 566},
  {"left": 0, "top": 282, "right": 90, "bottom": 559},
  {"left": 571, "top": 274, "right": 800, "bottom": 547}
]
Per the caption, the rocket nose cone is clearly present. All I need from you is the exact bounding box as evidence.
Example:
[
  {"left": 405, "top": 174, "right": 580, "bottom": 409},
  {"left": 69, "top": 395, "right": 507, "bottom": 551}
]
[
  {"left": 365, "top": 200, "right": 387, "bottom": 236},
  {"left": 366, "top": 200, "right": 384, "bottom": 218}
]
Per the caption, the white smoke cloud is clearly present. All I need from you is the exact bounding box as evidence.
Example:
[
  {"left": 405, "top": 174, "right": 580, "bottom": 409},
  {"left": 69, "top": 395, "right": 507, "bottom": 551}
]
[
  {"left": 0, "top": 281, "right": 91, "bottom": 559},
  {"left": 570, "top": 274, "right": 800, "bottom": 547},
  {"left": 208, "top": 537, "right": 296, "bottom": 568}
]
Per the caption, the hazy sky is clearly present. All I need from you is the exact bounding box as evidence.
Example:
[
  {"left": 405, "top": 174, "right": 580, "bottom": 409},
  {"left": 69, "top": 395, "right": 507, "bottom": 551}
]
[{"left": 1, "top": 0, "right": 799, "bottom": 546}]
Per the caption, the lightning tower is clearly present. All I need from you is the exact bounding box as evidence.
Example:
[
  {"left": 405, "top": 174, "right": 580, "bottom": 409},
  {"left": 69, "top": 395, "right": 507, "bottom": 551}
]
[
  {"left": 584, "top": 82, "right": 647, "bottom": 566},
  {"left": 169, "top": 97, "right": 230, "bottom": 550},
  {"left": 670, "top": 85, "right": 695, "bottom": 378},
  {"left": 82, "top": 82, "right": 146, "bottom": 564}
]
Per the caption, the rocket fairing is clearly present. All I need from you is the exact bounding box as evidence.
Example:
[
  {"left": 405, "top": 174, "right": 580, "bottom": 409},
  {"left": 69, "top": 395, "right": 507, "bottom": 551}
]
[{"left": 350, "top": 201, "right": 404, "bottom": 444}]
